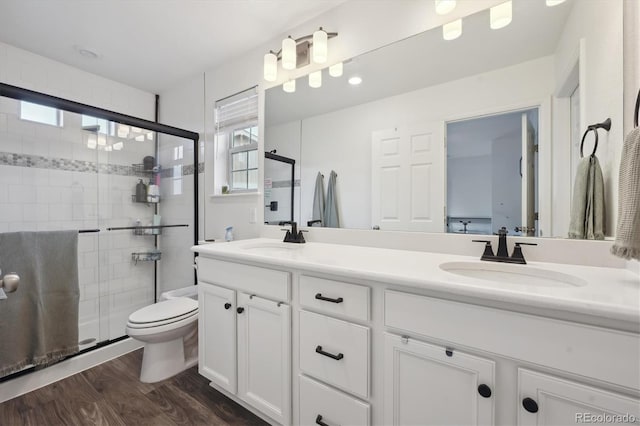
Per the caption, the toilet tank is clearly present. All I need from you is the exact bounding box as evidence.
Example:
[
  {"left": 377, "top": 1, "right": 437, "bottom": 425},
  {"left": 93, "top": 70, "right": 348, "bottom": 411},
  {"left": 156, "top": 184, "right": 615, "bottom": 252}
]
[{"left": 160, "top": 285, "right": 198, "bottom": 301}]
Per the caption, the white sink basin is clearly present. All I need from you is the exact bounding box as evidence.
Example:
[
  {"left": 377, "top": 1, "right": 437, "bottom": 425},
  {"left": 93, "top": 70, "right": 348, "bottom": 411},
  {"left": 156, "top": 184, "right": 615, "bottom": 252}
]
[
  {"left": 439, "top": 261, "right": 587, "bottom": 287},
  {"left": 240, "top": 241, "right": 302, "bottom": 255}
]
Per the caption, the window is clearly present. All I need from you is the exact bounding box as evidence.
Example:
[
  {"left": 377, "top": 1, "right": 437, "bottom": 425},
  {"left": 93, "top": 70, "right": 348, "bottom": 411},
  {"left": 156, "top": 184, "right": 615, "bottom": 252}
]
[
  {"left": 214, "top": 87, "right": 258, "bottom": 193},
  {"left": 20, "top": 101, "right": 63, "bottom": 126},
  {"left": 229, "top": 126, "right": 259, "bottom": 190}
]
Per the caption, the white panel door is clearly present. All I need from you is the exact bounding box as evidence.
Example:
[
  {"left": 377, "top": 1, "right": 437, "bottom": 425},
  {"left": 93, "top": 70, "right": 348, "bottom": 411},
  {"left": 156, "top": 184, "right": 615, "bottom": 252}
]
[
  {"left": 237, "top": 293, "right": 291, "bottom": 425},
  {"left": 384, "top": 333, "right": 495, "bottom": 426},
  {"left": 197, "top": 283, "right": 237, "bottom": 393},
  {"left": 372, "top": 123, "right": 445, "bottom": 232},
  {"left": 518, "top": 369, "right": 640, "bottom": 426}
]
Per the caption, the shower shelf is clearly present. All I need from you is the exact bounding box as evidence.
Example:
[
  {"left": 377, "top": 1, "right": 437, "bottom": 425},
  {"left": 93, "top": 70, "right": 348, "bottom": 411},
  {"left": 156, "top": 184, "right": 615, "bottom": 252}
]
[
  {"left": 131, "top": 194, "right": 160, "bottom": 204},
  {"left": 131, "top": 251, "right": 162, "bottom": 264},
  {"left": 132, "top": 164, "right": 161, "bottom": 174}
]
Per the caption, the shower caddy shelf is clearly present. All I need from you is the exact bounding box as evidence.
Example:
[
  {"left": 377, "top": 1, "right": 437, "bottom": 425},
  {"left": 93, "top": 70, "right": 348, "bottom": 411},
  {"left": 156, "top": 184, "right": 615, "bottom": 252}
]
[{"left": 132, "top": 163, "right": 161, "bottom": 204}]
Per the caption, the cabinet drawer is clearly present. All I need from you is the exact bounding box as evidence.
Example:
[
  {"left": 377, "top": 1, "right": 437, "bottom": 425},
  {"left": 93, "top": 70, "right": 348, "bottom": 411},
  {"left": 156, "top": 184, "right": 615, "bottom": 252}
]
[
  {"left": 300, "top": 275, "right": 370, "bottom": 322},
  {"left": 385, "top": 290, "right": 640, "bottom": 391},
  {"left": 300, "top": 310, "right": 370, "bottom": 399},
  {"left": 197, "top": 257, "right": 290, "bottom": 301},
  {"left": 299, "top": 375, "right": 370, "bottom": 426}
]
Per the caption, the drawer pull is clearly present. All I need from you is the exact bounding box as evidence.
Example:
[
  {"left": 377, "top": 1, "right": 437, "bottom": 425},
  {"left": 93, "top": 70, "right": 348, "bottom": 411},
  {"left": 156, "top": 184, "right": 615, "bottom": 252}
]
[
  {"left": 224, "top": 303, "right": 231, "bottom": 310},
  {"left": 315, "top": 414, "right": 333, "bottom": 426},
  {"left": 315, "top": 293, "right": 344, "bottom": 304},
  {"left": 477, "top": 384, "right": 492, "bottom": 398},
  {"left": 522, "top": 397, "right": 539, "bottom": 413},
  {"left": 315, "top": 345, "right": 344, "bottom": 360}
]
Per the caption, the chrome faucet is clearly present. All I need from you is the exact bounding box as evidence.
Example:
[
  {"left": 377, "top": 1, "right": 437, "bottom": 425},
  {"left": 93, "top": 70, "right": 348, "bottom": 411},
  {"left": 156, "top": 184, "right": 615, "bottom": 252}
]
[
  {"left": 281, "top": 221, "right": 306, "bottom": 243},
  {"left": 473, "top": 227, "right": 537, "bottom": 264}
]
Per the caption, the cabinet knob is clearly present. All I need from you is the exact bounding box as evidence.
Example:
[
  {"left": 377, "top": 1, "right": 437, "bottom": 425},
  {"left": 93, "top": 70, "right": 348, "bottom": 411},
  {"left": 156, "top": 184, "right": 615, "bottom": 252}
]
[
  {"left": 522, "top": 397, "right": 539, "bottom": 413},
  {"left": 477, "top": 384, "right": 492, "bottom": 398},
  {"left": 224, "top": 303, "right": 231, "bottom": 310},
  {"left": 237, "top": 307, "right": 244, "bottom": 314}
]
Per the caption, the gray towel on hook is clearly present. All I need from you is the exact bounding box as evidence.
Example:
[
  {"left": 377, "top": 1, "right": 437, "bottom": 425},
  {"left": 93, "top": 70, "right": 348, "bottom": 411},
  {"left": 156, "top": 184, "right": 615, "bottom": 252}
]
[
  {"left": 568, "top": 155, "right": 605, "bottom": 240},
  {"left": 0, "top": 231, "right": 79, "bottom": 378},
  {"left": 611, "top": 127, "right": 640, "bottom": 260},
  {"left": 324, "top": 170, "right": 340, "bottom": 228},
  {"left": 312, "top": 172, "right": 325, "bottom": 226}
]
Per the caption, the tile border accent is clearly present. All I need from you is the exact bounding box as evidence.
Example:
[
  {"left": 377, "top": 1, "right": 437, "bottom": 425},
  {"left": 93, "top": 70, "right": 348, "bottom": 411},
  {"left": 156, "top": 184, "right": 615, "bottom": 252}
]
[{"left": 0, "top": 151, "right": 202, "bottom": 177}]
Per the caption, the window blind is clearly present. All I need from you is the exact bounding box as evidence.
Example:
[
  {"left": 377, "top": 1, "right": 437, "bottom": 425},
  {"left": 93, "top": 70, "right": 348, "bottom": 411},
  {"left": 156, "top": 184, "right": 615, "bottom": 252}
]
[{"left": 214, "top": 86, "right": 258, "bottom": 131}]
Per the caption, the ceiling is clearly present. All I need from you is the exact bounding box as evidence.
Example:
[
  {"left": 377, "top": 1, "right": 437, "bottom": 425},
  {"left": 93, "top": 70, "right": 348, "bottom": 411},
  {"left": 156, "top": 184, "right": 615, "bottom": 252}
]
[
  {"left": 266, "top": 0, "right": 574, "bottom": 126},
  {"left": 0, "top": 0, "right": 345, "bottom": 93}
]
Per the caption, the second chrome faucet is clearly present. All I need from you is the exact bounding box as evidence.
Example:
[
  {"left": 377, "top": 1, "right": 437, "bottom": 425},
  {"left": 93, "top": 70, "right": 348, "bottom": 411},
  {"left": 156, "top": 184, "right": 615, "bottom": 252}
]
[{"left": 473, "top": 227, "right": 537, "bottom": 264}]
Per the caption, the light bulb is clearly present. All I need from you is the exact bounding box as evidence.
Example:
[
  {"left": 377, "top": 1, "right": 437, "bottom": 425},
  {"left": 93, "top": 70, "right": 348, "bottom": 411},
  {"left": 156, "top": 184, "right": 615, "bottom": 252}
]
[
  {"left": 443, "top": 19, "right": 462, "bottom": 40},
  {"left": 329, "top": 62, "right": 343, "bottom": 77},
  {"left": 313, "top": 27, "right": 328, "bottom": 64},
  {"left": 283, "top": 79, "right": 296, "bottom": 93},
  {"left": 545, "top": 0, "right": 566, "bottom": 5},
  {"left": 309, "top": 70, "right": 322, "bottom": 88},
  {"left": 282, "top": 36, "right": 296, "bottom": 70},
  {"left": 263, "top": 51, "right": 277, "bottom": 81},
  {"left": 435, "top": 0, "right": 456, "bottom": 15},
  {"left": 490, "top": 1, "right": 512, "bottom": 30}
]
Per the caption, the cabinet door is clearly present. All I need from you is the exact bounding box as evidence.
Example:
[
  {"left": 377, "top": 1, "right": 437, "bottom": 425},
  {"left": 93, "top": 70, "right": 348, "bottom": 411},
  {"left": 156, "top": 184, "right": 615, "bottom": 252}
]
[
  {"left": 198, "top": 283, "right": 236, "bottom": 393},
  {"left": 518, "top": 369, "right": 640, "bottom": 426},
  {"left": 237, "top": 293, "right": 291, "bottom": 425},
  {"left": 384, "top": 333, "right": 495, "bottom": 426}
]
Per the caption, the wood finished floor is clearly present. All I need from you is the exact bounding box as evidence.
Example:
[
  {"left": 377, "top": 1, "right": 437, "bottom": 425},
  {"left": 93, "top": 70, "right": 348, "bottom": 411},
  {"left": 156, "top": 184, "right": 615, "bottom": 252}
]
[{"left": 0, "top": 349, "right": 269, "bottom": 426}]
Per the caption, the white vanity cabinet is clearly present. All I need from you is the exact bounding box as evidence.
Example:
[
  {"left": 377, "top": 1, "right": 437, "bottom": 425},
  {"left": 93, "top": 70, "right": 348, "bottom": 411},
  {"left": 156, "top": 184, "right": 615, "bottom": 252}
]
[
  {"left": 383, "top": 333, "right": 495, "bottom": 426},
  {"left": 384, "top": 289, "right": 640, "bottom": 426},
  {"left": 197, "top": 257, "right": 291, "bottom": 425},
  {"left": 194, "top": 240, "right": 640, "bottom": 426}
]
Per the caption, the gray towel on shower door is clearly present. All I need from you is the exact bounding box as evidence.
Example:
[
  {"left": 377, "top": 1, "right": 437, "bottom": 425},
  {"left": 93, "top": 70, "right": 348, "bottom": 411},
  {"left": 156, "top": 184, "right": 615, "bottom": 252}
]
[
  {"left": 611, "top": 127, "right": 640, "bottom": 260},
  {"left": 312, "top": 172, "right": 325, "bottom": 226},
  {"left": 568, "top": 156, "right": 605, "bottom": 240},
  {"left": 0, "top": 231, "right": 79, "bottom": 378},
  {"left": 324, "top": 170, "right": 340, "bottom": 228}
]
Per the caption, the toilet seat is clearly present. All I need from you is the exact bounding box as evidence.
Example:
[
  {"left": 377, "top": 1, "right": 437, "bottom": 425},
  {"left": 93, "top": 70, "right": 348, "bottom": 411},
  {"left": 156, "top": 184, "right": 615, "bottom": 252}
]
[{"left": 127, "top": 298, "right": 198, "bottom": 329}]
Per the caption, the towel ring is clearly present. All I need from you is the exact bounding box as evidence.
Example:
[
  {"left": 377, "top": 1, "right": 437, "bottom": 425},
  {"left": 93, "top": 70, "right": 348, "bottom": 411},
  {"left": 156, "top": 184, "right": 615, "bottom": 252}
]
[
  {"left": 580, "top": 128, "right": 598, "bottom": 158},
  {"left": 580, "top": 118, "right": 611, "bottom": 158}
]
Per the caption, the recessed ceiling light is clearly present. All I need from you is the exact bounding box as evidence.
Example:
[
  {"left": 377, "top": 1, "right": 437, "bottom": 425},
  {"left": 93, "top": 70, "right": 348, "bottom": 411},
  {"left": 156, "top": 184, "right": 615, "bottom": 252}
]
[
  {"left": 74, "top": 45, "right": 100, "bottom": 59},
  {"left": 348, "top": 76, "right": 362, "bottom": 85}
]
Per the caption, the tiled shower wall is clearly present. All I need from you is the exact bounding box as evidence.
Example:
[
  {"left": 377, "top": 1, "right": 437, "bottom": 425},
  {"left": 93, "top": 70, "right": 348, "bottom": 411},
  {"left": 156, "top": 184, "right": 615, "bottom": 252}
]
[{"left": 0, "top": 95, "right": 157, "bottom": 346}]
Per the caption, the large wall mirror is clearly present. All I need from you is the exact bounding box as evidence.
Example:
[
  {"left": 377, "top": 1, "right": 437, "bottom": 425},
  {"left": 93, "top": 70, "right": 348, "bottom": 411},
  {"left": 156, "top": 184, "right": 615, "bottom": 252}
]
[{"left": 264, "top": 0, "right": 623, "bottom": 238}]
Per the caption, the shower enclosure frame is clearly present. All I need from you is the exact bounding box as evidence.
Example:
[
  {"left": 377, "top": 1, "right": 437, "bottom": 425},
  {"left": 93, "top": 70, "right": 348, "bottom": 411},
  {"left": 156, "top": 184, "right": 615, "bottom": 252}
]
[{"left": 0, "top": 82, "right": 200, "bottom": 377}]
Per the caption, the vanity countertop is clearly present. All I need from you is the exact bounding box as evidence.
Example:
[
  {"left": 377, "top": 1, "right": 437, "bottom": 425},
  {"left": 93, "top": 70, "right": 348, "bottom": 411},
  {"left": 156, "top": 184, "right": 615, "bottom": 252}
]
[{"left": 193, "top": 238, "right": 640, "bottom": 330}]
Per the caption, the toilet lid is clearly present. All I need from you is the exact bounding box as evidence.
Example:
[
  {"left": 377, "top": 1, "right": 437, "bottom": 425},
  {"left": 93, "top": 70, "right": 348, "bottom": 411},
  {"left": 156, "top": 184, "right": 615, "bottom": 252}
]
[{"left": 128, "top": 298, "right": 198, "bottom": 325}]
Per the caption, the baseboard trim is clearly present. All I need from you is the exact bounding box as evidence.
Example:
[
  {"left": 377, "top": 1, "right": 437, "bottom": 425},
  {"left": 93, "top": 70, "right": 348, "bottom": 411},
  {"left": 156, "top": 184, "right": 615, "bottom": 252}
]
[{"left": 0, "top": 338, "right": 143, "bottom": 403}]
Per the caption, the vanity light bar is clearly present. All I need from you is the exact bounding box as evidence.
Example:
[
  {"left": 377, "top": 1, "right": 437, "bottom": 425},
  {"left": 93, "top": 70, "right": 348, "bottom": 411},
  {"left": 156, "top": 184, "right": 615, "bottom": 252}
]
[{"left": 263, "top": 27, "right": 338, "bottom": 83}]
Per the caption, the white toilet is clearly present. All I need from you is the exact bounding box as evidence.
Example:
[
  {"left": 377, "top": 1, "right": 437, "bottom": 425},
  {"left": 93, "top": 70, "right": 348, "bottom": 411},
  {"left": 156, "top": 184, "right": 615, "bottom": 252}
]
[{"left": 126, "top": 286, "right": 199, "bottom": 383}]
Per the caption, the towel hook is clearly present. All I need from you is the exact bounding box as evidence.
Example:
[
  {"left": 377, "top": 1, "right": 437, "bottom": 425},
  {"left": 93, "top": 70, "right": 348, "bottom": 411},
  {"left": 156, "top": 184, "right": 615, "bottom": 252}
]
[{"left": 580, "top": 118, "right": 611, "bottom": 158}]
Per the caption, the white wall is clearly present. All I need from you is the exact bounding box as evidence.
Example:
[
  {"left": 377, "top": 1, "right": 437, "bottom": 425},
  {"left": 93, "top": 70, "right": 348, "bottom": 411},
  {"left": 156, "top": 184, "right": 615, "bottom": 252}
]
[
  {"left": 553, "top": 0, "right": 624, "bottom": 238},
  {"left": 289, "top": 57, "right": 554, "bottom": 230}
]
